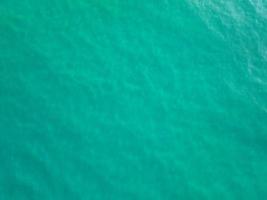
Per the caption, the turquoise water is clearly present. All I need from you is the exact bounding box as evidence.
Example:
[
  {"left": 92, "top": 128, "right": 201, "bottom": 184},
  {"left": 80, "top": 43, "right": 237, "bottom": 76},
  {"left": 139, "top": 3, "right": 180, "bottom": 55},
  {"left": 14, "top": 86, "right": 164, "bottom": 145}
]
[{"left": 1, "top": 0, "right": 267, "bottom": 199}]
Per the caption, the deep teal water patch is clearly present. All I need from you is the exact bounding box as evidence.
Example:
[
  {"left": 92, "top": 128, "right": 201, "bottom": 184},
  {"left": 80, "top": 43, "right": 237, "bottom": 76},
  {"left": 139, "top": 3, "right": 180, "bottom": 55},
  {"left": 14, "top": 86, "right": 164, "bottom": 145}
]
[{"left": 0, "top": 0, "right": 267, "bottom": 199}]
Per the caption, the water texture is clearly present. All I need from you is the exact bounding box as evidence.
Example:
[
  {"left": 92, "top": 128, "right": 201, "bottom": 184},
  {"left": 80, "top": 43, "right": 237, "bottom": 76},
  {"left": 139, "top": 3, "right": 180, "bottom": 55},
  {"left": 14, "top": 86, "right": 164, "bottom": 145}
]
[{"left": 0, "top": 0, "right": 267, "bottom": 199}]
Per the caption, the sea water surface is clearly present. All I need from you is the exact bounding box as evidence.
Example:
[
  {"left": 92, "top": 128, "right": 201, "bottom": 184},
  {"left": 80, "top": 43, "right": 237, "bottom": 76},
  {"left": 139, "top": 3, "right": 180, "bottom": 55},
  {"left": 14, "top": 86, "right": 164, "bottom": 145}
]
[{"left": 0, "top": 0, "right": 267, "bottom": 199}]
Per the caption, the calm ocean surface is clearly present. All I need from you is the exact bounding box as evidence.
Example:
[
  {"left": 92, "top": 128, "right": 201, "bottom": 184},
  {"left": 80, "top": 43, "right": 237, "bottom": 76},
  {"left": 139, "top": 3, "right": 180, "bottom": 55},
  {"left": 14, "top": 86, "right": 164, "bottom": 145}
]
[{"left": 0, "top": 0, "right": 267, "bottom": 199}]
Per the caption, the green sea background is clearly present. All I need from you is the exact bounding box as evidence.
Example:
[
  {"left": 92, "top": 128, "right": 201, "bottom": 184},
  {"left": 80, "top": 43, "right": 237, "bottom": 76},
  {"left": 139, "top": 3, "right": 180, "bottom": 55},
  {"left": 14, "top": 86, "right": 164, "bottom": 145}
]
[{"left": 1, "top": 0, "right": 267, "bottom": 199}]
